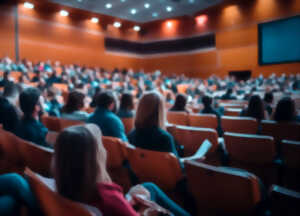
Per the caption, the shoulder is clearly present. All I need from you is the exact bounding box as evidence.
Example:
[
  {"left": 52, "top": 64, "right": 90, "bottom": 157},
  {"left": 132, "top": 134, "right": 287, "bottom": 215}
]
[{"left": 157, "top": 128, "right": 174, "bottom": 141}]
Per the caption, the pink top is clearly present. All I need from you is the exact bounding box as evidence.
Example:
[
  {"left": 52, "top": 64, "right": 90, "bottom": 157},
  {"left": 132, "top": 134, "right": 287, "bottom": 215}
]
[{"left": 91, "top": 182, "right": 138, "bottom": 216}]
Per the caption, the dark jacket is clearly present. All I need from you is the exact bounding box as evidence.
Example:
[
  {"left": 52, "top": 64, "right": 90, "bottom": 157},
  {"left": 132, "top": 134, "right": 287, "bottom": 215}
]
[{"left": 0, "top": 97, "right": 20, "bottom": 134}]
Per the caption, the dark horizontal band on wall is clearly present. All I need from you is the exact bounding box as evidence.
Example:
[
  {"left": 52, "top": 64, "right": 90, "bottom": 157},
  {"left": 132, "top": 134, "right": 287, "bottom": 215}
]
[{"left": 105, "top": 33, "right": 216, "bottom": 55}]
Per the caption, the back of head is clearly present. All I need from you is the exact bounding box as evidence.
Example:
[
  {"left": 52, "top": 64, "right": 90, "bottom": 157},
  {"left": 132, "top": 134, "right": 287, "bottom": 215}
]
[
  {"left": 3, "top": 81, "right": 21, "bottom": 98},
  {"left": 135, "top": 91, "right": 165, "bottom": 129},
  {"left": 264, "top": 92, "right": 273, "bottom": 104},
  {"left": 226, "top": 88, "right": 233, "bottom": 95},
  {"left": 202, "top": 95, "right": 212, "bottom": 108},
  {"left": 19, "top": 87, "right": 41, "bottom": 117},
  {"left": 96, "top": 91, "right": 115, "bottom": 109},
  {"left": 173, "top": 94, "right": 187, "bottom": 110},
  {"left": 274, "top": 97, "right": 296, "bottom": 122},
  {"left": 120, "top": 92, "right": 134, "bottom": 111},
  {"left": 247, "top": 95, "right": 264, "bottom": 120},
  {"left": 54, "top": 124, "right": 110, "bottom": 203},
  {"left": 62, "top": 91, "right": 85, "bottom": 113}
]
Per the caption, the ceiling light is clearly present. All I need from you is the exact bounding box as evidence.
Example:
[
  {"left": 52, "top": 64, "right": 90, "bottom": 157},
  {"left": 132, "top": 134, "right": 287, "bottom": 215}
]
[
  {"left": 77, "top": 0, "right": 83, "bottom": 2},
  {"left": 144, "top": 3, "right": 150, "bottom": 9},
  {"left": 152, "top": 12, "right": 158, "bottom": 17},
  {"left": 130, "top": 8, "right": 137, "bottom": 15},
  {"left": 120, "top": 0, "right": 126, "bottom": 2},
  {"left": 166, "top": 6, "right": 172, "bottom": 12},
  {"left": 196, "top": 15, "right": 208, "bottom": 25},
  {"left": 113, "top": 22, "right": 121, "bottom": 28},
  {"left": 166, "top": 21, "right": 173, "bottom": 28},
  {"left": 60, "top": 10, "right": 69, "bottom": 17},
  {"left": 24, "top": 2, "right": 34, "bottom": 9},
  {"left": 91, "top": 17, "right": 99, "bottom": 23},
  {"left": 133, "top": 25, "right": 141, "bottom": 31},
  {"left": 189, "top": 0, "right": 195, "bottom": 3},
  {"left": 105, "top": 3, "right": 112, "bottom": 9}
]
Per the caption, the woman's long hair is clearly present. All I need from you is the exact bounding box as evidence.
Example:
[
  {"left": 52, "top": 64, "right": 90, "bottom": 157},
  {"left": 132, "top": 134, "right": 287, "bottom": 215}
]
[
  {"left": 135, "top": 91, "right": 166, "bottom": 130},
  {"left": 53, "top": 124, "right": 111, "bottom": 203},
  {"left": 273, "top": 97, "right": 296, "bottom": 122},
  {"left": 246, "top": 95, "right": 265, "bottom": 120},
  {"left": 61, "top": 91, "right": 85, "bottom": 113}
]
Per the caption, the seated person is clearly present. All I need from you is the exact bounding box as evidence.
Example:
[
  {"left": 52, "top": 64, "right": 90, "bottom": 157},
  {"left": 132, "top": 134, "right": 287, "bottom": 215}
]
[
  {"left": 169, "top": 93, "right": 190, "bottom": 113},
  {"left": 200, "top": 95, "right": 221, "bottom": 118},
  {"left": 0, "top": 71, "right": 10, "bottom": 87},
  {"left": 44, "top": 88, "right": 62, "bottom": 117},
  {"left": 128, "top": 91, "right": 179, "bottom": 157},
  {"left": 61, "top": 91, "right": 89, "bottom": 121},
  {"left": 0, "top": 124, "right": 191, "bottom": 216},
  {"left": 117, "top": 92, "right": 135, "bottom": 118},
  {"left": 273, "top": 97, "right": 298, "bottom": 122},
  {"left": 264, "top": 92, "right": 274, "bottom": 116},
  {"left": 0, "top": 82, "right": 22, "bottom": 133},
  {"left": 240, "top": 95, "right": 266, "bottom": 121},
  {"left": 87, "top": 91, "right": 128, "bottom": 142},
  {"left": 220, "top": 88, "right": 236, "bottom": 100},
  {"left": 16, "top": 87, "right": 49, "bottom": 147}
]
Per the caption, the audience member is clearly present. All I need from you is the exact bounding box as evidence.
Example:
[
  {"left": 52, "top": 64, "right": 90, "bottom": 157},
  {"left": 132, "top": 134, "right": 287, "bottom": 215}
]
[
  {"left": 128, "top": 91, "right": 179, "bottom": 157},
  {"left": 169, "top": 93, "right": 189, "bottom": 113},
  {"left": 87, "top": 91, "right": 128, "bottom": 141},
  {"left": 264, "top": 92, "right": 274, "bottom": 116},
  {"left": 220, "top": 88, "right": 236, "bottom": 100},
  {"left": 273, "top": 97, "right": 297, "bottom": 122},
  {"left": 240, "top": 95, "right": 266, "bottom": 121},
  {"left": 117, "top": 92, "right": 135, "bottom": 118}
]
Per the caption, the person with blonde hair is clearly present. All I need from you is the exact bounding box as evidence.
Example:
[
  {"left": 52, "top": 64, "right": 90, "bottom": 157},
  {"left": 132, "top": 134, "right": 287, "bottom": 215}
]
[{"left": 128, "top": 91, "right": 179, "bottom": 156}]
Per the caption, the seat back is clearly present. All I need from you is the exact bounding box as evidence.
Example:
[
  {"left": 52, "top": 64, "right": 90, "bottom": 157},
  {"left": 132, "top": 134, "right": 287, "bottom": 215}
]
[
  {"left": 224, "top": 108, "right": 242, "bottom": 117},
  {"left": 59, "top": 118, "right": 84, "bottom": 131},
  {"left": 26, "top": 170, "right": 94, "bottom": 216},
  {"left": 121, "top": 118, "right": 134, "bottom": 134},
  {"left": 224, "top": 132, "right": 276, "bottom": 164},
  {"left": 188, "top": 114, "right": 218, "bottom": 129},
  {"left": 41, "top": 116, "right": 61, "bottom": 132},
  {"left": 281, "top": 140, "right": 300, "bottom": 169},
  {"left": 184, "top": 160, "right": 261, "bottom": 215},
  {"left": 126, "top": 146, "right": 183, "bottom": 191},
  {"left": 261, "top": 120, "right": 300, "bottom": 143},
  {"left": 167, "top": 111, "right": 188, "bottom": 126},
  {"left": 221, "top": 116, "right": 258, "bottom": 134},
  {"left": 102, "top": 136, "right": 127, "bottom": 168},
  {"left": 169, "top": 125, "right": 218, "bottom": 157}
]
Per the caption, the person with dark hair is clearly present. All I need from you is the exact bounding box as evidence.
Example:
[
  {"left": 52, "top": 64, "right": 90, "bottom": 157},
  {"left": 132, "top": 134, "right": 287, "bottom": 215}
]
[
  {"left": 61, "top": 91, "right": 89, "bottom": 121},
  {"left": 0, "top": 71, "right": 10, "bottom": 87},
  {"left": 264, "top": 92, "right": 274, "bottom": 116},
  {"left": 90, "top": 87, "right": 101, "bottom": 108},
  {"left": 128, "top": 91, "right": 179, "bottom": 157},
  {"left": 16, "top": 87, "right": 49, "bottom": 147},
  {"left": 221, "top": 88, "right": 236, "bottom": 100},
  {"left": 0, "top": 124, "right": 190, "bottom": 216},
  {"left": 117, "top": 92, "right": 135, "bottom": 118},
  {"left": 201, "top": 95, "right": 221, "bottom": 118},
  {"left": 0, "top": 82, "right": 22, "bottom": 133},
  {"left": 273, "top": 97, "right": 297, "bottom": 122},
  {"left": 169, "top": 94, "right": 189, "bottom": 113},
  {"left": 240, "top": 95, "right": 265, "bottom": 121},
  {"left": 87, "top": 91, "right": 127, "bottom": 141}
]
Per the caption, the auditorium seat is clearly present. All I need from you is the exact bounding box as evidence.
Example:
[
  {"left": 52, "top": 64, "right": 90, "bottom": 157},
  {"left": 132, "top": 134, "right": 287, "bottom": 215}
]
[
  {"left": 121, "top": 117, "right": 134, "bottom": 134},
  {"left": 184, "top": 160, "right": 261, "bottom": 216},
  {"left": 58, "top": 118, "right": 84, "bottom": 131},
  {"left": 281, "top": 140, "right": 300, "bottom": 191},
  {"left": 26, "top": 169, "right": 95, "bottom": 216},
  {"left": 188, "top": 114, "right": 218, "bottom": 129},
  {"left": 52, "top": 83, "right": 68, "bottom": 92},
  {"left": 168, "top": 125, "right": 218, "bottom": 157},
  {"left": 224, "top": 108, "right": 242, "bottom": 116},
  {"left": 224, "top": 132, "right": 278, "bottom": 186},
  {"left": 221, "top": 116, "right": 258, "bottom": 134},
  {"left": 269, "top": 185, "right": 300, "bottom": 216},
  {"left": 102, "top": 136, "right": 131, "bottom": 192},
  {"left": 261, "top": 121, "right": 300, "bottom": 153},
  {"left": 167, "top": 111, "right": 189, "bottom": 126},
  {"left": 126, "top": 146, "right": 183, "bottom": 191},
  {"left": 41, "top": 116, "right": 61, "bottom": 132}
]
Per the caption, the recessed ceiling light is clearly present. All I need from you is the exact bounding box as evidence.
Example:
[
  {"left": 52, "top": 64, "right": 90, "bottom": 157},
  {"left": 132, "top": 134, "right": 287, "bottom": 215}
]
[
  {"left": 105, "top": 3, "right": 112, "bottom": 9},
  {"left": 60, "top": 10, "right": 69, "bottom": 17},
  {"left": 133, "top": 25, "right": 141, "bottom": 31},
  {"left": 77, "top": 0, "right": 83, "bottom": 2},
  {"left": 144, "top": 3, "right": 150, "bottom": 9},
  {"left": 189, "top": 0, "right": 195, "bottom": 3},
  {"left": 24, "top": 2, "right": 34, "bottom": 9},
  {"left": 91, "top": 17, "right": 99, "bottom": 23},
  {"left": 152, "top": 12, "right": 158, "bottom": 17},
  {"left": 113, "top": 22, "right": 121, "bottom": 28},
  {"left": 120, "top": 0, "right": 126, "bottom": 2},
  {"left": 131, "top": 8, "right": 137, "bottom": 15},
  {"left": 166, "top": 6, "right": 173, "bottom": 12}
]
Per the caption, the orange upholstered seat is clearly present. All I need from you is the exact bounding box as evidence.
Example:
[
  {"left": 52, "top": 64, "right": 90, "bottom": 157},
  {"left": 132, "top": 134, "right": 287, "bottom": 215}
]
[
  {"left": 126, "top": 146, "right": 183, "bottom": 191},
  {"left": 224, "top": 132, "right": 278, "bottom": 186},
  {"left": 167, "top": 111, "right": 188, "bottom": 126},
  {"left": 59, "top": 118, "right": 84, "bottom": 131},
  {"left": 221, "top": 116, "right": 258, "bottom": 134},
  {"left": 188, "top": 114, "right": 218, "bottom": 129},
  {"left": 169, "top": 125, "right": 218, "bottom": 157},
  {"left": 281, "top": 140, "right": 300, "bottom": 191},
  {"left": 26, "top": 169, "right": 94, "bottom": 216},
  {"left": 184, "top": 160, "right": 261, "bottom": 216},
  {"left": 41, "top": 116, "right": 61, "bottom": 132},
  {"left": 224, "top": 108, "right": 242, "bottom": 116},
  {"left": 121, "top": 117, "right": 134, "bottom": 134}
]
